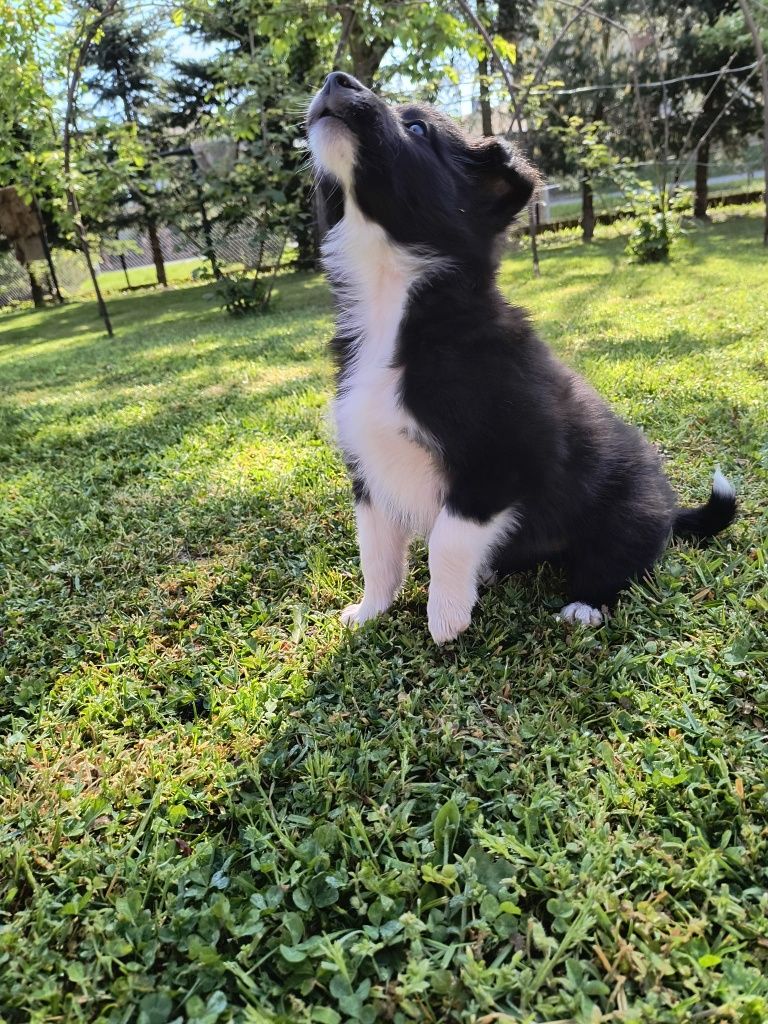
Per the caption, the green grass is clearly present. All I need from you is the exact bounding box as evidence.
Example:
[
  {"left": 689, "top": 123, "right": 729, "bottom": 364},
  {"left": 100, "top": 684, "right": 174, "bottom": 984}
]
[
  {"left": 549, "top": 179, "right": 762, "bottom": 223},
  {"left": 88, "top": 258, "right": 209, "bottom": 295},
  {"left": 1, "top": 210, "right": 767, "bottom": 1024}
]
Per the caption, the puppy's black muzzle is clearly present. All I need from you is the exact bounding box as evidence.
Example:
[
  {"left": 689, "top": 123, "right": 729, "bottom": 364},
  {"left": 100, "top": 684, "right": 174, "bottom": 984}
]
[{"left": 314, "top": 72, "right": 369, "bottom": 122}]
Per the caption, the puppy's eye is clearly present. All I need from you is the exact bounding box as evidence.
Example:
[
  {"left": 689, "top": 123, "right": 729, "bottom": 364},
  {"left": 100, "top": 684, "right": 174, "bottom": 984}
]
[{"left": 406, "top": 120, "right": 427, "bottom": 137}]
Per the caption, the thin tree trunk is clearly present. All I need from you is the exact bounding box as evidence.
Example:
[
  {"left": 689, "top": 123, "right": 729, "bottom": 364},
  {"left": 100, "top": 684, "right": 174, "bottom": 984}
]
[
  {"left": 581, "top": 176, "right": 595, "bottom": 241},
  {"left": 147, "top": 218, "right": 167, "bottom": 286},
  {"left": 33, "top": 198, "right": 64, "bottom": 303},
  {"left": 63, "top": 0, "right": 117, "bottom": 336},
  {"left": 694, "top": 138, "right": 710, "bottom": 219},
  {"left": 528, "top": 204, "right": 540, "bottom": 277},
  {"left": 27, "top": 265, "right": 45, "bottom": 308},
  {"left": 347, "top": 11, "right": 390, "bottom": 83},
  {"left": 477, "top": 0, "right": 493, "bottom": 136},
  {"left": 738, "top": 0, "right": 768, "bottom": 245},
  {"left": 333, "top": 6, "right": 356, "bottom": 67},
  {"left": 294, "top": 188, "right": 319, "bottom": 270},
  {"left": 262, "top": 235, "right": 287, "bottom": 310},
  {"left": 195, "top": 177, "right": 221, "bottom": 279},
  {"left": 119, "top": 254, "right": 131, "bottom": 289},
  {"left": 74, "top": 202, "right": 113, "bottom": 335},
  {"left": 479, "top": 51, "right": 493, "bottom": 136}
]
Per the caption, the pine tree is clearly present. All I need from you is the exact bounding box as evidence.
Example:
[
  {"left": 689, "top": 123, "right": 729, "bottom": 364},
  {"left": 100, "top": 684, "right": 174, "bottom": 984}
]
[{"left": 83, "top": 9, "right": 170, "bottom": 284}]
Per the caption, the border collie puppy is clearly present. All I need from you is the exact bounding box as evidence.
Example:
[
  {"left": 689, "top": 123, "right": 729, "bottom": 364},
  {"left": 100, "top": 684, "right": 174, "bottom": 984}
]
[{"left": 307, "top": 72, "right": 736, "bottom": 644}]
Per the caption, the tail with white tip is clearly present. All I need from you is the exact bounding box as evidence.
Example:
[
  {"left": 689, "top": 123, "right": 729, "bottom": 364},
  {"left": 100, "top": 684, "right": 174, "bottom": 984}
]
[{"left": 673, "top": 469, "right": 737, "bottom": 540}]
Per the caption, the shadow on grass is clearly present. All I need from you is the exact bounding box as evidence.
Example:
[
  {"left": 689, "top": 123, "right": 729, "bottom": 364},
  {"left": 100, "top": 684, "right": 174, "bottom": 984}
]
[
  {"left": 3, "top": 371, "right": 330, "bottom": 482},
  {"left": 1, "top": 309, "right": 332, "bottom": 412},
  {"left": 576, "top": 327, "right": 744, "bottom": 362},
  {"left": 0, "top": 285, "right": 214, "bottom": 349}
]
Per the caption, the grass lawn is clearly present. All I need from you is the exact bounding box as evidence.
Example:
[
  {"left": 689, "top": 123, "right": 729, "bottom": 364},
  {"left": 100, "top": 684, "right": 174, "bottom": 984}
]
[
  {"left": 548, "top": 180, "right": 762, "bottom": 223},
  {"left": 88, "top": 259, "right": 210, "bottom": 296},
  {"left": 1, "top": 210, "right": 767, "bottom": 1024}
]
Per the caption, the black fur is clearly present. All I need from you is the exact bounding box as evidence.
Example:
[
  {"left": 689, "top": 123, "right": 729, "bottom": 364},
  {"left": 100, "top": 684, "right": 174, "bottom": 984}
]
[
  {"left": 673, "top": 491, "right": 737, "bottom": 541},
  {"left": 309, "top": 74, "right": 736, "bottom": 612}
]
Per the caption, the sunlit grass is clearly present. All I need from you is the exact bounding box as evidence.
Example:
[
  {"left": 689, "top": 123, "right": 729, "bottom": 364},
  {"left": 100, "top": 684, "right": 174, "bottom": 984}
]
[
  {"left": 0, "top": 210, "right": 766, "bottom": 1024},
  {"left": 87, "top": 257, "right": 209, "bottom": 294}
]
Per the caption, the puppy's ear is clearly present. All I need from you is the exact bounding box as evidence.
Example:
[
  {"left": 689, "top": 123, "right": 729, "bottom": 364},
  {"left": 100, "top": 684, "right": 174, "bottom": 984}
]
[{"left": 469, "top": 138, "right": 540, "bottom": 227}]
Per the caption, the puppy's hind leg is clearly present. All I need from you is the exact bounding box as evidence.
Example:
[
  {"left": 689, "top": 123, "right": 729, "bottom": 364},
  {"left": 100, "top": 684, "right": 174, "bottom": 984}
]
[
  {"left": 341, "top": 500, "right": 411, "bottom": 628},
  {"left": 559, "top": 550, "right": 622, "bottom": 627},
  {"left": 560, "top": 521, "right": 667, "bottom": 627}
]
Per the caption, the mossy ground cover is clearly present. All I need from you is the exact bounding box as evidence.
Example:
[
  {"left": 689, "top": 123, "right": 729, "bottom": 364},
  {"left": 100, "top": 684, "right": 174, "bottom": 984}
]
[{"left": 1, "top": 211, "right": 766, "bottom": 1024}]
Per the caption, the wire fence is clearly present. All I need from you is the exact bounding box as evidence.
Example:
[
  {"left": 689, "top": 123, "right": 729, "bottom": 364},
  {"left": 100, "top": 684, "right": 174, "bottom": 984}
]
[
  {"left": 0, "top": 152, "right": 762, "bottom": 308},
  {"left": 0, "top": 216, "right": 284, "bottom": 307}
]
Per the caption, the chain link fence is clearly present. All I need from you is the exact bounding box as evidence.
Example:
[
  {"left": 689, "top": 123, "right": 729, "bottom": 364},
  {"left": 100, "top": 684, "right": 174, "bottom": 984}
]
[
  {"left": 0, "top": 216, "right": 282, "bottom": 307},
  {"left": 0, "top": 249, "right": 90, "bottom": 307},
  {"left": 2, "top": 148, "right": 761, "bottom": 308}
]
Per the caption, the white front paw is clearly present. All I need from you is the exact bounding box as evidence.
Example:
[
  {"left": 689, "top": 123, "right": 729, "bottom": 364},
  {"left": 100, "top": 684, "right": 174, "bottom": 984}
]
[
  {"left": 340, "top": 601, "right": 382, "bottom": 628},
  {"left": 558, "top": 602, "right": 603, "bottom": 627},
  {"left": 427, "top": 593, "right": 473, "bottom": 645}
]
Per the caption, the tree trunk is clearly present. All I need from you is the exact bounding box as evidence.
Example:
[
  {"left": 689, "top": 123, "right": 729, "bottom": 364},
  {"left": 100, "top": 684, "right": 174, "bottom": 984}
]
[
  {"left": 479, "top": 51, "right": 493, "bottom": 136},
  {"left": 294, "top": 218, "right": 318, "bottom": 270},
  {"left": 496, "top": 0, "right": 518, "bottom": 43},
  {"left": 347, "top": 15, "right": 390, "bottom": 84},
  {"left": 33, "top": 198, "right": 64, "bottom": 303},
  {"left": 78, "top": 226, "right": 113, "bottom": 336},
  {"left": 581, "top": 176, "right": 595, "bottom": 242},
  {"left": 28, "top": 265, "right": 45, "bottom": 308},
  {"left": 195, "top": 179, "right": 221, "bottom": 280},
  {"left": 477, "top": 0, "right": 493, "bottom": 136},
  {"left": 694, "top": 138, "right": 710, "bottom": 220},
  {"left": 528, "top": 204, "right": 540, "bottom": 277},
  {"left": 147, "top": 218, "right": 167, "bottom": 286},
  {"left": 293, "top": 182, "right": 319, "bottom": 270}
]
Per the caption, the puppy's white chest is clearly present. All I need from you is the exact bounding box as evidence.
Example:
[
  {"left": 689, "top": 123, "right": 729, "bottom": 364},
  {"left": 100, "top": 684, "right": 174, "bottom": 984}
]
[
  {"left": 324, "top": 204, "right": 446, "bottom": 533},
  {"left": 334, "top": 364, "right": 443, "bottom": 534}
]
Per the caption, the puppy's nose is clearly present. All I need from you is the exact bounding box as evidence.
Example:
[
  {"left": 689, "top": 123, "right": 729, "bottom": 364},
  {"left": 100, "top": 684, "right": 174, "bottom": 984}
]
[{"left": 322, "top": 71, "right": 365, "bottom": 97}]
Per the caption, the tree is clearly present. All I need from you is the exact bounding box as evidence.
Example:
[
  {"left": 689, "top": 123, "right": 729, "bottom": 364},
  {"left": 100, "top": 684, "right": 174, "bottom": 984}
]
[
  {"left": 641, "top": 1, "right": 760, "bottom": 220},
  {"left": 171, "top": 0, "right": 467, "bottom": 269},
  {"left": 330, "top": 2, "right": 467, "bottom": 87},
  {"left": 62, "top": 0, "right": 124, "bottom": 335},
  {"left": 738, "top": 0, "right": 768, "bottom": 244},
  {"left": 531, "top": 2, "right": 636, "bottom": 242},
  {"left": 171, "top": 0, "right": 335, "bottom": 269},
  {"left": 81, "top": 7, "right": 170, "bottom": 284},
  {"left": 0, "top": 0, "right": 68, "bottom": 304}
]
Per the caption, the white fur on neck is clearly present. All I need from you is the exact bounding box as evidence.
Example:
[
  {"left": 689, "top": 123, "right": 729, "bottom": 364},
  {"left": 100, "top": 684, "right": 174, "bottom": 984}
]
[
  {"left": 324, "top": 200, "right": 446, "bottom": 534},
  {"left": 307, "top": 117, "right": 357, "bottom": 190}
]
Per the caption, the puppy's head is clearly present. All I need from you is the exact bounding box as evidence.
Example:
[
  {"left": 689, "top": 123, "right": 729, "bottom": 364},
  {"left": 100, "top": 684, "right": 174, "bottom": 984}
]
[{"left": 307, "top": 72, "right": 540, "bottom": 262}]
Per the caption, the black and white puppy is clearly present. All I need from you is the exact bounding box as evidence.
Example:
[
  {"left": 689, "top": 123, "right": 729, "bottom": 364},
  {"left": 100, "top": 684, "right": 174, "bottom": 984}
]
[{"left": 307, "top": 72, "right": 736, "bottom": 644}]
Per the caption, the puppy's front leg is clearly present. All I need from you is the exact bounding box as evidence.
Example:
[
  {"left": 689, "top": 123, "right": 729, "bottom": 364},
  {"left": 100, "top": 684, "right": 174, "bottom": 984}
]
[
  {"left": 427, "top": 507, "right": 513, "bottom": 645},
  {"left": 341, "top": 501, "right": 410, "bottom": 628}
]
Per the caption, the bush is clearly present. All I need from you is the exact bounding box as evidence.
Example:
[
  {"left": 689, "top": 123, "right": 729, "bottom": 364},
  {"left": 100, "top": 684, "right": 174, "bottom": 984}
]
[
  {"left": 214, "top": 271, "right": 269, "bottom": 316},
  {"left": 624, "top": 184, "right": 692, "bottom": 263}
]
